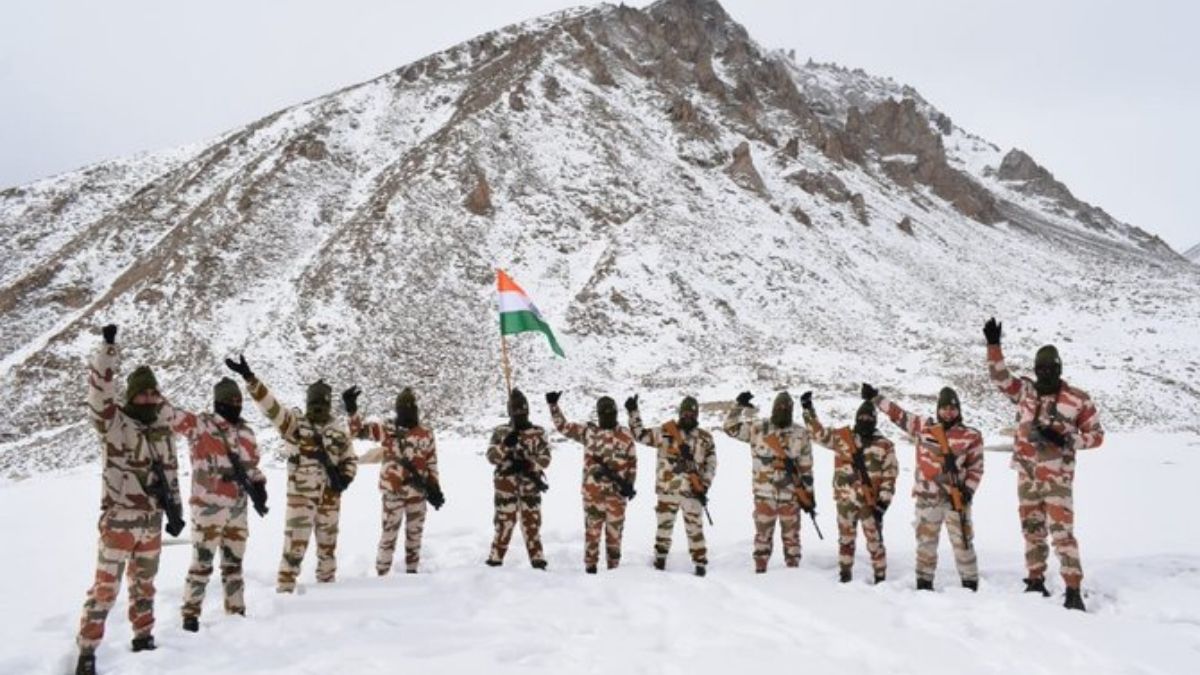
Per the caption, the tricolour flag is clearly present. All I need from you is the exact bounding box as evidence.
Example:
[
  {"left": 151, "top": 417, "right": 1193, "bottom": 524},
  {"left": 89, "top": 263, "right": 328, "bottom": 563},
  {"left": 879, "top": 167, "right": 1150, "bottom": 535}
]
[{"left": 497, "top": 269, "right": 565, "bottom": 357}]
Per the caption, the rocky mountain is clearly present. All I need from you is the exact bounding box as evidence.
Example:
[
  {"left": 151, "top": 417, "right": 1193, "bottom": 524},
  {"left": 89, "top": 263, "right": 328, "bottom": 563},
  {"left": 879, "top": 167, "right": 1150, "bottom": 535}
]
[
  {"left": 1186, "top": 243, "right": 1200, "bottom": 264},
  {"left": 1, "top": 0, "right": 1197, "bottom": 478}
]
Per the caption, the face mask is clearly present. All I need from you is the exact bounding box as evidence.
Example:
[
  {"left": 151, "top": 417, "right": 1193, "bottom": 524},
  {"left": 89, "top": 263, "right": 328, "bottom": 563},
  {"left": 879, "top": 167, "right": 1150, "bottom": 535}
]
[
  {"left": 678, "top": 396, "right": 699, "bottom": 432},
  {"left": 771, "top": 393, "right": 793, "bottom": 429},
  {"left": 395, "top": 387, "right": 419, "bottom": 429},
  {"left": 1033, "top": 346, "right": 1063, "bottom": 395},
  {"left": 306, "top": 380, "right": 333, "bottom": 426},
  {"left": 853, "top": 401, "right": 877, "bottom": 439},
  {"left": 936, "top": 387, "right": 961, "bottom": 427},
  {"left": 508, "top": 389, "right": 531, "bottom": 430},
  {"left": 214, "top": 402, "right": 243, "bottom": 425},
  {"left": 123, "top": 403, "right": 160, "bottom": 426},
  {"left": 597, "top": 397, "right": 619, "bottom": 430}
]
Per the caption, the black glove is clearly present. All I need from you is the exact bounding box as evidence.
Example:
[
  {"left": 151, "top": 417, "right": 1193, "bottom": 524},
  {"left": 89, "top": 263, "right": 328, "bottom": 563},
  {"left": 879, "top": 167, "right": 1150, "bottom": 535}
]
[
  {"left": 427, "top": 484, "right": 446, "bottom": 510},
  {"left": 877, "top": 498, "right": 891, "bottom": 515},
  {"left": 102, "top": 324, "right": 118, "bottom": 345},
  {"left": 942, "top": 453, "right": 958, "bottom": 474},
  {"left": 340, "top": 472, "right": 354, "bottom": 490},
  {"left": 695, "top": 490, "right": 708, "bottom": 507},
  {"left": 624, "top": 394, "right": 639, "bottom": 412},
  {"left": 545, "top": 391, "right": 561, "bottom": 406},
  {"left": 165, "top": 512, "right": 186, "bottom": 538},
  {"left": 225, "top": 354, "right": 254, "bottom": 381},
  {"left": 799, "top": 391, "right": 813, "bottom": 412},
  {"left": 984, "top": 317, "right": 1002, "bottom": 346},
  {"left": 342, "top": 386, "right": 361, "bottom": 416},
  {"left": 503, "top": 430, "right": 520, "bottom": 447},
  {"left": 735, "top": 391, "right": 754, "bottom": 407},
  {"left": 861, "top": 383, "right": 878, "bottom": 401},
  {"left": 512, "top": 457, "right": 531, "bottom": 474},
  {"left": 1037, "top": 425, "right": 1069, "bottom": 448},
  {"left": 249, "top": 480, "right": 269, "bottom": 516},
  {"left": 963, "top": 486, "right": 975, "bottom": 505}
]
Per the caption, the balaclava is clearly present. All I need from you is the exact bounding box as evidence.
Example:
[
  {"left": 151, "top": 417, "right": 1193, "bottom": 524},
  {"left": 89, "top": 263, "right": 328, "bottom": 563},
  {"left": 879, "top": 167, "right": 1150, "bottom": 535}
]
[
  {"left": 853, "top": 401, "right": 877, "bottom": 441},
  {"left": 395, "top": 387, "right": 419, "bottom": 429},
  {"left": 597, "top": 396, "right": 619, "bottom": 430},
  {"left": 678, "top": 396, "right": 700, "bottom": 432},
  {"left": 306, "top": 380, "right": 333, "bottom": 426},
  {"left": 771, "top": 392, "right": 794, "bottom": 429},
  {"left": 213, "top": 377, "right": 243, "bottom": 425},
  {"left": 508, "top": 388, "right": 531, "bottom": 430},
  {"left": 1034, "top": 345, "right": 1063, "bottom": 396},
  {"left": 123, "top": 365, "right": 160, "bottom": 425},
  {"left": 937, "top": 386, "right": 962, "bottom": 427}
]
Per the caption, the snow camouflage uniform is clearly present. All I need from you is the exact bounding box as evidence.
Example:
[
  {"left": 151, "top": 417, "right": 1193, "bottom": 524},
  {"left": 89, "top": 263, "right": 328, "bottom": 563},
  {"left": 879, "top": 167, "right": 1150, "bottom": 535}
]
[
  {"left": 486, "top": 391, "right": 552, "bottom": 567},
  {"left": 628, "top": 399, "right": 717, "bottom": 569},
  {"left": 803, "top": 403, "right": 898, "bottom": 581},
  {"left": 350, "top": 401, "right": 440, "bottom": 575},
  {"left": 876, "top": 391, "right": 984, "bottom": 586},
  {"left": 550, "top": 397, "right": 638, "bottom": 571},
  {"left": 988, "top": 343, "right": 1103, "bottom": 590},
  {"left": 164, "top": 381, "right": 265, "bottom": 620},
  {"left": 248, "top": 377, "right": 356, "bottom": 591},
  {"left": 77, "top": 341, "right": 183, "bottom": 654},
  {"left": 723, "top": 393, "right": 814, "bottom": 572}
]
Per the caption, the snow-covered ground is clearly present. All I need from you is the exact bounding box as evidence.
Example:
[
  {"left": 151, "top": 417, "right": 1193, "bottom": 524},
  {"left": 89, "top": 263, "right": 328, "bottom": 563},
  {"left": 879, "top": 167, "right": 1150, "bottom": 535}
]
[{"left": 4, "top": 428, "right": 1198, "bottom": 674}]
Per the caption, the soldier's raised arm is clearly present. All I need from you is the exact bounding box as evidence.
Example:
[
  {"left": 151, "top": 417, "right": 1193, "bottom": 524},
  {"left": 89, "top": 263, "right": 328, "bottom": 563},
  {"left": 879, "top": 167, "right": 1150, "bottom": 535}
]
[
  {"left": 86, "top": 324, "right": 121, "bottom": 439},
  {"left": 226, "top": 355, "right": 300, "bottom": 446},
  {"left": 799, "top": 391, "right": 838, "bottom": 448},
  {"left": 869, "top": 383, "right": 926, "bottom": 439},
  {"left": 983, "top": 317, "right": 1029, "bottom": 403},
  {"left": 547, "top": 391, "right": 586, "bottom": 443},
  {"left": 625, "top": 394, "right": 662, "bottom": 446},
  {"left": 722, "top": 391, "right": 756, "bottom": 442}
]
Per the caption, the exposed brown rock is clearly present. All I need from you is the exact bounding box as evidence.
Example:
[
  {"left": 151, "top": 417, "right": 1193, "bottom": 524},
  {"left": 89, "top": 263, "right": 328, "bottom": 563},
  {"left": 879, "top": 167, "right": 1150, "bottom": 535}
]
[
  {"left": 785, "top": 170, "right": 851, "bottom": 202},
  {"left": 850, "top": 193, "right": 869, "bottom": 225},
  {"left": 791, "top": 207, "right": 812, "bottom": 227},
  {"left": 897, "top": 215, "right": 915, "bottom": 235},
  {"left": 726, "top": 141, "right": 767, "bottom": 195},
  {"left": 464, "top": 172, "right": 494, "bottom": 216}
]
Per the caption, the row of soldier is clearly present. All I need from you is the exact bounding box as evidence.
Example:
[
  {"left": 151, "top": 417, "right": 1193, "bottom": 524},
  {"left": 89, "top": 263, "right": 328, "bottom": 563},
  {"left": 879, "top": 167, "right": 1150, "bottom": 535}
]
[{"left": 72, "top": 318, "right": 1103, "bottom": 675}]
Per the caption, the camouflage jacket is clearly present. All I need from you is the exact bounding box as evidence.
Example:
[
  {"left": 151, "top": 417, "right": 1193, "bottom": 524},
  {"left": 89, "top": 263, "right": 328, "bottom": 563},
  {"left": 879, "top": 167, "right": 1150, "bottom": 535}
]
[
  {"left": 86, "top": 343, "right": 182, "bottom": 514},
  {"left": 248, "top": 377, "right": 356, "bottom": 498},
  {"left": 164, "top": 405, "right": 263, "bottom": 511},
  {"left": 803, "top": 409, "right": 898, "bottom": 509},
  {"left": 550, "top": 403, "right": 638, "bottom": 500},
  {"left": 350, "top": 415, "right": 439, "bottom": 497},
  {"left": 723, "top": 406, "right": 814, "bottom": 500},
  {"left": 876, "top": 397, "right": 984, "bottom": 501},
  {"left": 486, "top": 424, "right": 551, "bottom": 497},
  {"left": 628, "top": 410, "right": 716, "bottom": 498},
  {"left": 988, "top": 345, "right": 1104, "bottom": 483}
]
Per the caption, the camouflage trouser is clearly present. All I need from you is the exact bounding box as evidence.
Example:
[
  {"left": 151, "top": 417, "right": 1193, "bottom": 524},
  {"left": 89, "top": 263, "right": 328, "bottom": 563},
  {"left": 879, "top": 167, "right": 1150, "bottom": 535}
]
[
  {"left": 277, "top": 488, "right": 341, "bottom": 591},
  {"left": 77, "top": 510, "right": 163, "bottom": 652},
  {"left": 837, "top": 500, "right": 885, "bottom": 576},
  {"left": 182, "top": 505, "right": 249, "bottom": 618},
  {"left": 753, "top": 496, "right": 801, "bottom": 567},
  {"left": 583, "top": 492, "right": 627, "bottom": 568},
  {"left": 1017, "top": 472, "right": 1081, "bottom": 588},
  {"left": 490, "top": 489, "right": 544, "bottom": 564},
  {"left": 654, "top": 494, "right": 707, "bottom": 564},
  {"left": 377, "top": 492, "right": 427, "bottom": 574},
  {"left": 914, "top": 497, "right": 977, "bottom": 583}
]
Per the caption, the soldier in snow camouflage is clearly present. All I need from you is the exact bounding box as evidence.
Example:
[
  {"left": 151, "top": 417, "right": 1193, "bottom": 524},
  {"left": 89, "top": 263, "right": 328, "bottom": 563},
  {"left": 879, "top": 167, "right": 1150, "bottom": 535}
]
[
  {"left": 723, "top": 391, "right": 815, "bottom": 573},
  {"left": 164, "top": 376, "right": 267, "bottom": 631},
  {"left": 801, "top": 391, "right": 898, "bottom": 584},
  {"left": 548, "top": 391, "right": 638, "bottom": 573},
  {"left": 627, "top": 394, "right": 716, "bottom": 576},
  {"left": 486, "top": 389, "right": 552, "bottom": 569},
  {"left": 75, "top": 325, "right": 184, "bottom": 675},
  {"left": 869, "top": 383, "right": 984, "bottom": 591},
  {"left": 226, "top": 356, "right": 356, "bottom": 592},
  {"left": 344, "top": 385, "right": 442, "bottom": 575},
  {"left": 984, "top": 318, "right": 1104, "bottom": 611}
]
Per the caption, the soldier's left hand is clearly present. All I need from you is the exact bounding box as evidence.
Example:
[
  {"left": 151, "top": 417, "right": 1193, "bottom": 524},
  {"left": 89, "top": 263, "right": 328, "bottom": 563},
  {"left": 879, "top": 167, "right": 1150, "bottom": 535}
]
[
  {"left": 624, "top": 394, "right": 639, "bottom": 412},
  {"left": 503, "top": 430, "right": 520, "bottom": 447},
  {"left": 861, "top": 383, "right": 879, "bottom": 401},
  {"left": 799, "top": 391, "right": 814, "bottom": 411},
  {"left": 1037, "top": 425, "right": 1069, "bottom": 448},
  {"left": 341, "top": 386, "right": 361, "bottom": 415}
]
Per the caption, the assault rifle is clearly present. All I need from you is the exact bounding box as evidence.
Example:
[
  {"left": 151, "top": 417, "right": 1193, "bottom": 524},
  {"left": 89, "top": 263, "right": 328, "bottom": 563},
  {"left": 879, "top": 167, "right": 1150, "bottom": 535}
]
[
  {"left": 227, "top": 451, "right": 269, "bottom": 517},
  {"left": 596, "top": 461, "right": 636, "bottom": 500},
  {"left": 400, "top": 457, "right": 445, "bottom": 510},
  {"left": 766, "top": 434, "right": 823, "bottom": 540},
  {"left": 504, "top": 454, "right": 550, "bottom": 493},
  {"left": 929, "top": 424, "right": 971, "bottom": 545},
  {"left": 149, "top": 457, "right": 185, "bottom": 537},
  {"left": 312, "top": 432, "right": 349, "bottom": 494},
  {"left": 663, "top": 421, "right": 713, "bottom": 525}
]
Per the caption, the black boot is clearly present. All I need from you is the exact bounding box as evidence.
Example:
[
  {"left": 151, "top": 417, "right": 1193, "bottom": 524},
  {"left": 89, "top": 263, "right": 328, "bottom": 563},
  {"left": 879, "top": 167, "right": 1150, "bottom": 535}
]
[
  {"left": 1024, "top": 577, "right": 1051, "bottom": 597},
  {"left": 585, "top": 565, "right": 597, "bottom": 575},
  {"left": 694, "top": 565, "right": 706, "bottom": 577},
  {"left": 182, "top": 616, "right": 199, "bottom": 632},
  {"left": 874, "top": 572, "right": 886, "bottom": 585},
  {"left": 653, "top": 558, "right": 666, "bottom": 571},
  {"left": 839, "top": 568, "right": 852, "bottom": 583},
  {"left": 916, "top": 578, "right": 934, "bottom": 591},
  {"left": 485, "top": 558, "right": 502, "bottom": 567},
  {"left": 962, "top": 579, "right": 978, "bottom": 592},
  {"left": 1064, "top": 587, "right": 1087, "bottom": 612},
  {"left": 131, "top": 635, "right": 156, "bottom": 652},
  {"left": 75, "top": 652, "right": 96, "bottom": 675},
  {"left": 531, "top": 560, "right": 548, "bottom": 570}
]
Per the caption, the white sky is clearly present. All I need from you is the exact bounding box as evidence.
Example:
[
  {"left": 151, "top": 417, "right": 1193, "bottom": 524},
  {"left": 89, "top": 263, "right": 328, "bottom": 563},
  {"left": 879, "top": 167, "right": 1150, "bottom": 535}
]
[{"left": 1, "top": 0, "right": 1196, "bottom": 251}]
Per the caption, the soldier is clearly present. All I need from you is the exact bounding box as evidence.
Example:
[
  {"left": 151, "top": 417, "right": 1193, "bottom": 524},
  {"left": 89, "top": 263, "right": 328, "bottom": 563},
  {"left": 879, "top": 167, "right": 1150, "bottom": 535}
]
[
  {"left": 343, "top": 385, "right": 443, "bottom": 575},
  {"left": 723, "top": 391, "right": 815, "bottom": 573},
  {"left": 225, "top": 355, "right": 356, "bottom": 592},
  {"left": 800, "top": 391, "right": 898, "bottom": 584},
  {"left": 75, "top": 324, "right": 185, "bottom": 675},
  {"left": 164, "top": 377, "right": 268, "bottom": 631},
  {"left": 867, "top": 383, "right": 983, "bottom": 591},
  {"left": 984, "top": 318, "right": 1104, "bottom": 611},
  {"left": 485, "top": 388, "right": 551, "bottom": 569},
  {"left": 547, "top": 391, "right": 638, "bottom": 573},
  {"left": 626, "top": 394, "right": 716, "bottom": 576}
]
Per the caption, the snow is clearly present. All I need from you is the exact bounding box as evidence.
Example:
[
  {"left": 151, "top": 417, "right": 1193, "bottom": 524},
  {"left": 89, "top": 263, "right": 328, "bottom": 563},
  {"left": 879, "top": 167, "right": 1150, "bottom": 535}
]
[{"left": 4, "top": 429, "right": 1197, "bottom": 674}]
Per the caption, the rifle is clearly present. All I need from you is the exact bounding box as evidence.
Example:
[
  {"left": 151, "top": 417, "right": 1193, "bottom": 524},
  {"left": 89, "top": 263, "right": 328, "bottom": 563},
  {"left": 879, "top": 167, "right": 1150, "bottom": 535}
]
[
  {"left": 836, "top": 428, "right": 882, "bottom": 542},
  {"left": 500, "top": 432, "right": 549, "bottom": 493},
  {"left": 312, "top": 431, "right": 349, "bottom": 494},
  {"left": 595, "top": 460, "right": 636, "bottom": 500},
  {"left": 766, "top": 433, "right": 823, "bottom": 540},
  {"left": 217, "top": 427, "right": 268, "bottom": 516},
  {"left": 145, "top": 432, "right": 185, "bottom": 536},
  {"left": 663, "top": 421, "right": 713, "bottom": 525},
  {"left": 399, "top": 457, "right": 445, "bottom": 509},
  {"left": 928, "top": 424, "right": 971, "bottom": 546}
]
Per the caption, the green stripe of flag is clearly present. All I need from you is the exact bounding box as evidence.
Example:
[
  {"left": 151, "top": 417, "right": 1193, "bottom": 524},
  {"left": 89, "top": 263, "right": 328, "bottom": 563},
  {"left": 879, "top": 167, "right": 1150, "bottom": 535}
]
[{"left": 500, "top": 310, "right": 565, "bottom": 358}]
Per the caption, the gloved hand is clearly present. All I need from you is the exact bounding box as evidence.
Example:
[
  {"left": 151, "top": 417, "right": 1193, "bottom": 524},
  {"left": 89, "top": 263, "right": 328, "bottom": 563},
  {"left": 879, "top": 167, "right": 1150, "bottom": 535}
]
[
  {"left": 962, "top": 486, "right": 975, "bottom": 505},
  {"left": 695, "top": 490, "right": 709, "bottom": 507},
  {"left": 427, "top": 484, "right": 446, "bottom": 510},
  {"left": 102, "top": 324, "right": 118, "bottom": 345},
  {"left": 624, "top": 394, "right": 639, "bottom": 412},
  {"left": 873, "top": 498, "right": 890, "bottom": 522},
  {"left": 249, "top": 480, "right": 269, "bottom": 516},
  {"left": 545, "top": 391, "right": 561, "bottom": 406},
  {"left": 942, "top": 452, "right": 958, "bottom": 474},
  {"left": 984, "top": 317, "right": 1002, "bottom": 346},
  {"left": 225, "top": 354, "right": 254, "bottom": 381},
  {"left": 799, "top": 391, "right": 813, "bottom": 412},
  {"left": 735, "top": 391, "right": 754, "bottom": 407},
  {"left": 503, "top": 429, "right": 520, "bottom": 447},
  {"left": 861, "top": 383, "right": 879, "bottom": 401},
  {"left": 341, "top": 386, "right": 361, "bottom": 416},
  {"left": 1037, "top": 425, "right": 1069, "bottom": 448},
  {"left": 165, "top": 513, "right": 186, "bottom": 537}
]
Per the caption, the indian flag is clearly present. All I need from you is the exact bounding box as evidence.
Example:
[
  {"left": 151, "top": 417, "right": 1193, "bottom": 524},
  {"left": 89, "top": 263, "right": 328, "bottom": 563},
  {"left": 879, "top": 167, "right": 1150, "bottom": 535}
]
[{"left": 497, "top": 269, "right": 565, "bottom": 357}]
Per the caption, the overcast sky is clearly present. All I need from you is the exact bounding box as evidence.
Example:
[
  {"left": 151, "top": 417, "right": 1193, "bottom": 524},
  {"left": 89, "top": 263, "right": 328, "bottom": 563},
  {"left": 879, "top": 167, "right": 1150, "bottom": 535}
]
[{"left": 2, "top": 0, "right": 1196, "bottom": 250}]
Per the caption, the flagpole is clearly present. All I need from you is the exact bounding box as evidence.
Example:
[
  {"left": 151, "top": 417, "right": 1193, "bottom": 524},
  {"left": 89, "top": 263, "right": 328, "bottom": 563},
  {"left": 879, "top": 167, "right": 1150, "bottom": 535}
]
[{"left": 500, "top": 332, "right": 513, "bottom": 396}]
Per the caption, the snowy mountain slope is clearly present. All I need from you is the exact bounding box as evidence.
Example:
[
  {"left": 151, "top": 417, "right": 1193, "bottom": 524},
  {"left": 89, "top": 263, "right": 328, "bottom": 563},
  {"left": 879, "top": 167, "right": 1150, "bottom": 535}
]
[
  {"left": 1186, "top": 242, "right": 1200, "bottom": 264},
  {"left": 0, "top": 0, "right": 1198, "bottom": 480},
  {"left": 3, "top": 431, "right": 1198, "bottom": 674}
]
